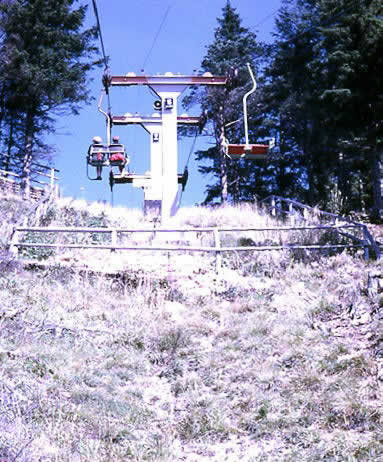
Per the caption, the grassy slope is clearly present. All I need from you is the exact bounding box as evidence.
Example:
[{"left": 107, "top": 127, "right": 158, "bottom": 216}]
[{"left": 0, "top": 195, "right": 382, "bottom": 461}]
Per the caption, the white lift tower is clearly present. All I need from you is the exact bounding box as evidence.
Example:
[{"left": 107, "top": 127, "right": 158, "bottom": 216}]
[{"left": 109, "top": 73, "right": 227, "bottom": 221}]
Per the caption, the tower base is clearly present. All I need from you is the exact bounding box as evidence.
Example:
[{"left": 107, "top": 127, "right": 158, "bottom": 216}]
[{"left": 144, "top": 200, "right": 162, "bottom": 218}]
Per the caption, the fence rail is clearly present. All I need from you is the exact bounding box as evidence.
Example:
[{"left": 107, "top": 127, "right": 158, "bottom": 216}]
[
  {"left": 9, "top": 222, "right": 376, "bottom": 273},
  {"left": 0, "top": 153, "right": 59, "bottom": 200},
  {"left": 12, "top": 224, "right": 366, "bottom": 233},
  {"left": 259, "top": 195, "right": 380, "bottom": 259}
]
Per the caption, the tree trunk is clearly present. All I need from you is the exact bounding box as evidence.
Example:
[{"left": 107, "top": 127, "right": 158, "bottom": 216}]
[
  {"left": 22, "top": 110, "right": 35, "bottom": 199},
  {"left": 370, "top": 147, "right": 383, "bottom": 221},
  {"left": 231, "top": 162, "right": 241, "bottom": 203},
  {"left": 358, "top": 176, "right": 366, "bottom": 216},
  {"left": 336, "top": 151, "right": 348, "bottom": 214},
  {"left": 234, "top": 169, "right": 240, "bottom": 203},
  {"left": 302, "top": 123, "right": 315, "bottom": 205},
  {"left": 4, "top": 116, "right": 14, "bottom": 176},
  {"left": 276, "top": 122, "right": 288, "bottom": 196},
  {"left": 305, "top": 149, "right": 315, "bottom": 205},
  {"left": 218, "top": 107, "right": 228, "bottom": 203}
]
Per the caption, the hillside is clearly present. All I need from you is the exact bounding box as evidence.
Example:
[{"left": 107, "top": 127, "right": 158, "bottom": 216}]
[{"left": 0, "top": 193, "right": 382, "bottom": 461}]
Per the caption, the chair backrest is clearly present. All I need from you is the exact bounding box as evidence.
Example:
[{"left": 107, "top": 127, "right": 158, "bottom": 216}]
[
  {"left": 226, "top": 143, "right": 269, "bottom": 160},
  {"left": 109, "top": 143, "right": 125, "bottom": 154},
  {"left": 89, "top": 144, "right": 109, "bottom": 155}
]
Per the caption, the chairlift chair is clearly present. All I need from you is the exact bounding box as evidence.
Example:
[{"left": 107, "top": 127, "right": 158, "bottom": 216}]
[
  {"left": 108, "top": 143, "right": 129, "bottom": 170},
  {"left": 87, "top": 142, "right": 129, "bottom": 180},
  {"left": 86, "top": 143, "right": 109, "bottom": 180},
  {"left": 224, "top": 63, "right": 274, "bottom": 160},
  {"left": 225, "top": 140, "right": 275, "bottom": 160},
  {"left": 86, "top": 91, "right": 129, "bottom": 180}
]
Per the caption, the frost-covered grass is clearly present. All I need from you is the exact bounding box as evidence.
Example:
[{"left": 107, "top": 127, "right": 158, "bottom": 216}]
[
  {"left": 170, "top": 202, "right": 275, "bottom": 228},
  {"left": 0, "top": 194, "right": 381, "bottom": 461},
  {"left": 54, "top": 197, "right": 146, "bottom": 227},
  {"left": 1, "top": 196, "right": 362, "bottom": 266},
  {"left": 0, "top": 251, "right": 381, "bottom": 461},
  {"left": 0, "top": 193, "right": 37, "bottom": 248},
  {"left": 53, "top": 199, "right": 275, "bottom": 229}
]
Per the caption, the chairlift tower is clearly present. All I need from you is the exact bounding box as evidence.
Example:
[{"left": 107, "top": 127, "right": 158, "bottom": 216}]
[{"left": 109, "top": 73, "right": 226, "bottom": 221}]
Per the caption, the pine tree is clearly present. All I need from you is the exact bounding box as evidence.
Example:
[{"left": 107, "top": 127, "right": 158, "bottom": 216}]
[
  {"left": 0, "top": 0, "right": 99, "bottom": 194},
  {"left": 266, "top": 0, "right": 333, "bottom": 205},
  {"left": 185, "top": 1, "right": 266, "bottom": 204},
  {"left": 267, "top": 0, "right": 383, "bottom": 216},
  {"left": 319, "top": 0, "right": 383, "bottom": 218}
]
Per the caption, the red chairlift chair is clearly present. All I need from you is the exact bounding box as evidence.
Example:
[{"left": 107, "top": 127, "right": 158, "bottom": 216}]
[
  {"left": 87, "top": 141, "right": 109, "bottom": 180},
  {"left": 109, "top": 137, "right": 129, "bottom": 173},
  {"left": 86, "top": 92, "right": 129, "bottom": 180},
  {"left": 224, "top": 63, "right": 274, "bottom": 160}
]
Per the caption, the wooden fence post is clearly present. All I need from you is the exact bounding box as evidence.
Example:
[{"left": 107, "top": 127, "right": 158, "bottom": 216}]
[
  {"left": 271, "top": 196, "right": 276, "bottom": 217},
  {"left": 9, "top": 227, "right": 20, "bottom": 257},
  {"left": 288, "top": 202, "right": 295, "bottom": 225},
  {"left": 25, "top": 175, "right": 30, "bottom": 199},
  {"left": 111, "top": 229, "right": 118, "bottom": 252},
  {"left": 214, "top": 228, "right": 222, "bottom": 275}
]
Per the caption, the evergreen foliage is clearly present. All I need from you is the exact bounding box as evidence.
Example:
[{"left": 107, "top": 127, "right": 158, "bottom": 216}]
[
  {"left": 184, "top": 0, "right": 269, "bottom": 204},
  {"left": 266, "top": 0, "right": 330, "bottom": 205},
  {"left": 265, "top": 0, "right": 383, "bottom": 216},
  {"left": 194, "top": 0, "right": 382, "bottom": 219},
  {"left": 0, "top": 0, "right": 99, "bottom": 191},
  {"left": 319, "top": 0, "right": 383, "bottom": 217}
]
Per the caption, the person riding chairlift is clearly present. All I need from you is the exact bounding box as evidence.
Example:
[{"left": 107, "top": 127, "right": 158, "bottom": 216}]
[
  {"left": 89, "top": 135, "right": 104, "bottom": 180},
  {"left": 109, "top": 135, "right": 127, "bottom": 173}
]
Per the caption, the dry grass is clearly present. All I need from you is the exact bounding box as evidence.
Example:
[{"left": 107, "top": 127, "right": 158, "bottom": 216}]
[
  {"left": 170, "top": 203, "right": 276, "bottom": 228},
  {"left": 0, "top": 251, "right": 382, "bottom": 461},
  {"left": 0, "top": 195, "right": 381, "bottom": 461},
  {"left": 5, "top": 198, "right": 364, "bottom": 268}
]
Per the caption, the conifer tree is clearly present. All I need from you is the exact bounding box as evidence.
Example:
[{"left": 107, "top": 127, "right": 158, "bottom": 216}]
[
  {"left": 0, "top": 0, "right": 98, "bottom": 194},
  {"left": 266, "top": 0, "right": 332, "bottom": 205},
  {"left": 186, "top": 1, "right": 266, "bottom": 204},
  {"left": 268, "top": 0, "right": 383, "bottom": 216},
  {"left": 319, "top": 0, "right": 383, "bottom": 217}
]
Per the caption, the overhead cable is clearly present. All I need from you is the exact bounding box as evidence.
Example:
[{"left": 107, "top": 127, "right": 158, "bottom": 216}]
[
  {"left": 92, "top": 0, "right": 109, "bottom": 70},
  {"left": 91, "top": 0, "right": 112, "bottom": 113},
  {"left": 142, "top": 5, "right": 172, "bottom": 69},
  {"left": 255, "top": 8, "right": 280, "bottom": 28}
]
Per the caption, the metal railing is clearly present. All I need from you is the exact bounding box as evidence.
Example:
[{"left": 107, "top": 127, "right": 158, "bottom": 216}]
[
  {"left": 259, "top": 195, "right": 380, "bottom": 259},
  {"left": 9, "top": 223, "right": 374, "bottom": 274},
  {"left": 0, "top": 154, "right": 59, "bottom": 199}
]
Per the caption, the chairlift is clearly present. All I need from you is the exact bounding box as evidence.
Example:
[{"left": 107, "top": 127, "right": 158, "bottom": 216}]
[
  {"left": 224, "top": 63, "right": 274, "bottom": 160},
  {"left": 86, "top": 91, "right": 129, "bottom": 180},
  {"left": 86, "top": 143, "right": 109, "bottom": 180},
  {"left": 109, "top": 143, "right": 128, "bottom": 170}
]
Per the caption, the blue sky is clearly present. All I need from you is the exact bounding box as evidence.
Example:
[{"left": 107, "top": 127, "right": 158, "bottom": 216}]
[{"left": 50, "top": 0, "right": 282, "bottom": 208}]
